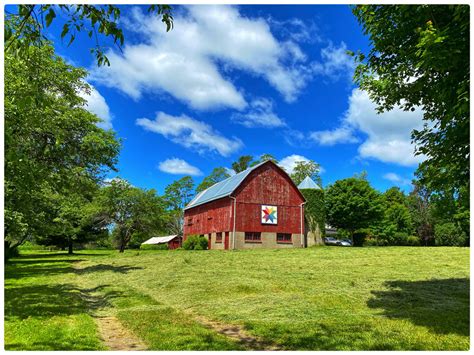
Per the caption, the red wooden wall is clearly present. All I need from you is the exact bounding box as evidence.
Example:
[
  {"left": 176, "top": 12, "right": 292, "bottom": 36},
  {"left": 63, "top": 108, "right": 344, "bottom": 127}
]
[
  {"left": 233, "top": 163, "right": 305, "bottom": 234},
  {"left": 183, "top": 197, "right": 232, "bottom": 236},
  {"left": 183, "top": 162, "right": 305, "bottom": 238}
]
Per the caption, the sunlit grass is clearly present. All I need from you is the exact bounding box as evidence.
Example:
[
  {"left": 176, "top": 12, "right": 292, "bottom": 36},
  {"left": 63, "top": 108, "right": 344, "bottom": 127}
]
[{"left": 5, "top": 247, "right": 470, "bottom": 350}]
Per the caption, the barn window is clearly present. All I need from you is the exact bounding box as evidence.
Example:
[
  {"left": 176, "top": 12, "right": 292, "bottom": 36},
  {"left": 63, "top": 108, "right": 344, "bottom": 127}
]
[
  {"left": 216, "top": 232, "right": 222, "bottom": 243},
  {"left": 245, "top": 232, "right": 261, "bottom": 243},
  {"left": 277, "top": 233, "right": 292, "bottom": 243}
]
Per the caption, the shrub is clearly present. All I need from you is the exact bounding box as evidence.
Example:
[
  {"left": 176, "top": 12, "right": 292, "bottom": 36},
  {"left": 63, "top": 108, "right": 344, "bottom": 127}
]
[
  {"left": 435, "top": 223, "right": 467, "bottom": 246},
  {"left": 363, "top": 238, "right": 379, "bottom": 247},
  {"left": 392, "top": 232, "right": 409, "bottom": 246},
  {"left": 352, "top": 230, "right": 369, "bottom": 247},
  {"left": 182, "top": 235, "right": 208, "bottom": 250},
  {"left": 140, "top": 243, "right": 169, "bottom": 250},
  {"left": 406, "top": 236, "right": 421, "bottom": 246}
]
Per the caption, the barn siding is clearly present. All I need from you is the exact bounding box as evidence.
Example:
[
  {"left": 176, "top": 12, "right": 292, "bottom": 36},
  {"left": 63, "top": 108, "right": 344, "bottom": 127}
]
[
  {"left": 234, "top": 164, "right": 304, "bottom": 234},
  {"left": 183, "top": 197, "right": 232, "bottom": 237},
  {"left": 183, "top": 161, "right": 305, "bottom": 249}
]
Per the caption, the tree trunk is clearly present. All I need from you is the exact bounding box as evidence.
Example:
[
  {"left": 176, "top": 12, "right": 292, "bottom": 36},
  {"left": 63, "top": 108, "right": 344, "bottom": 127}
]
[
  {"left": 119, "top": 243, "right": 126, "bottom": 253},
  {"left": 68, "top": 238, "right": 73, "bottom": 255}
]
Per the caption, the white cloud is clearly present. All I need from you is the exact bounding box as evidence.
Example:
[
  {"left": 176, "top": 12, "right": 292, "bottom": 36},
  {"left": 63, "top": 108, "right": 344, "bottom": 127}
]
[
  {"left": 312, "top": 42, "right": 355, "bottom": 81},
  {"left": 78, "top": 84, "right": 112, "bottom": 129},
  {"left": 136, "top": 112, "right": 243, "bottom": 157},
  {"left": 158, "top": 158, "right": 203, "bottom": 176},
  {"left": 309, "top": 126, "right": 358, "bottom": 146},
  {"left": 383, "top": 172, "right": 412, "bottom": 186},
  {"left": 310, "top": 89, "right": 426, "bottom": 167},
  {"left": 278, "top": 154, "right": 324, "bottom": 174},
  {"left": 91, "top": 5, "right": 315, "bottom": 109},
  {"left": 231, "top": 98, "right": 286, "bottom": 128}
]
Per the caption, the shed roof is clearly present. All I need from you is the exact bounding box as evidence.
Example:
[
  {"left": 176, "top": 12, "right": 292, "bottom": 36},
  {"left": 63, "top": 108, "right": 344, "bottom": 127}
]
[
  {"left": 141, "top": 235, "right": 179, "bottom": 245},
  {"left": 185, "top": 161, "right": 268, "bottom": 210},
  {"left": 298, "top": 176, "right": 321, "bottom": 190}
]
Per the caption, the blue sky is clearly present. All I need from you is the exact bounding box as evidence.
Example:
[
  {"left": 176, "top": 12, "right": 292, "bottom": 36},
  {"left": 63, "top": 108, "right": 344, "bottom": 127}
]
[{"left": 41, "top": 5, "right": 425, "bottom": 194}]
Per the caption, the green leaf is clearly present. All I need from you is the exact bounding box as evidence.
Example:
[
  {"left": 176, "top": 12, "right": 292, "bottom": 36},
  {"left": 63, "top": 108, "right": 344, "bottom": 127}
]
[{"left": 45, "top": 8, "right": 56, "bottom": 27}]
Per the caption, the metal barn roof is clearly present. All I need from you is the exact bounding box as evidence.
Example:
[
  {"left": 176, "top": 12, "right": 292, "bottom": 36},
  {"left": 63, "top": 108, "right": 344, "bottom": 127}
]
[
  {"left": 141, "top": 235, "right": 179, "bottom": 245},
  {"left": 185, "top": 161, "right": 269, "bottom": 210},
  {"left": 298, "top": 176, "right": 321, "bottom": 190}
]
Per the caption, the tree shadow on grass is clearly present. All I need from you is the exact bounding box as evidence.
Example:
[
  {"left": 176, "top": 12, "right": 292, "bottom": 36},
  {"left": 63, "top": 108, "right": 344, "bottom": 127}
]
[
  {"left": 4, "top": 283, "right": 123, "bottom": 320},
  {"left": 368, "top": 278, "right": 469, "bottom": 336},
  {"left": 75, "top": 264, "right": 144, "bottom": 274}
]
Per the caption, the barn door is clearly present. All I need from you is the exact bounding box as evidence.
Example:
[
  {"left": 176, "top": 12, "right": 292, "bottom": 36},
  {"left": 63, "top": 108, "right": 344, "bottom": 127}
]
[{"left": 224, "top": 232, "right": 230, "bottom": 250}]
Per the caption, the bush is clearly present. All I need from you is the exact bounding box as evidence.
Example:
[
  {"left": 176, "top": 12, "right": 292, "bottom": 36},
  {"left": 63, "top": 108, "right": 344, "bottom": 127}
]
[
  {"left": 406, "top": 236, "right": 421, "bottom": 246},
  {"left": 182, "top": 235, "right": 208, "bottom": 250},
  {"left": 435, "top": 223, "right": 467, "bottom": 246},
  {"left": 353, "top": 230, "right": 368, "bottom": 247},
  {"left": 392, "top": 232, "right": 409, "bottom": 246},
  {"left": 363, "top": 238, "right": 379, "bottom": 247},
  {"left": 140, "top": 243, "right": 169, "bottom": 250}
]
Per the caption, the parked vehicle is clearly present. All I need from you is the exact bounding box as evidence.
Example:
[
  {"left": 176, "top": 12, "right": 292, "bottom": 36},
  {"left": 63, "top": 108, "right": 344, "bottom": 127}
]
[
  {"left": 338, "top": 239, "right": 352, "bottom": 247},
  {"left": 324, "top": 237, "right": 339, "bottom": 245}
]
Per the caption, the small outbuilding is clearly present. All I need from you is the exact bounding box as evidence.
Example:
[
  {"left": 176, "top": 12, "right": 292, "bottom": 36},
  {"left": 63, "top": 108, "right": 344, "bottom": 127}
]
[{"left": 141, "top": 235, "right": 182, "bottom": 249}]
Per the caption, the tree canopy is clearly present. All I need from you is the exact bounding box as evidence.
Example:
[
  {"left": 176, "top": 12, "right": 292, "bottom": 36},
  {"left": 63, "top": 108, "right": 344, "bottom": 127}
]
[
  {"left": 196, "top": 167, "right": 230, "bottom": 193},
  {"left": 5, "top": 4, "right": 173, "bottom": 66},
  {"left": 325, "top": 177, "right": 384, "bottom": 241},
  {"left": 4, "top": 38, "right": 120, "bottom": 258},
  {"left": 352, "top": 5, "right": 469, "bottom": 196},
  {"left": 290, "top": 160, "right": 322, "bottom": 186}
]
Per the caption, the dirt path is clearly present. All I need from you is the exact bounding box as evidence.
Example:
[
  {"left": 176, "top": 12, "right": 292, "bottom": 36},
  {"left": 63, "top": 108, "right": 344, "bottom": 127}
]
[
  {"left": 95, "top": 316, "right": 148, "bottom": 351},
  {"left": 192, "top": 314, "right": 283, "bottom": 351}
]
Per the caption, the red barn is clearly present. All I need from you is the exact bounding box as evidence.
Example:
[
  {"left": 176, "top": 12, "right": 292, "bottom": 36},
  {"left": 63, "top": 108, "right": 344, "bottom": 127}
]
[{"left": 183, "top": 161, "right": 306, "bottom": 249}]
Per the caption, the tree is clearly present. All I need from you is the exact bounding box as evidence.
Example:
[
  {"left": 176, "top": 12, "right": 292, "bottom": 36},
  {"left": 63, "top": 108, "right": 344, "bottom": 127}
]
[
  {"left": 163, "top": 176, "right": 195, "bottom": 235},
  {"left": 325, "top": 178, "right": 384, "bottom": 244},
  {"left": 407, "top": 181, "right": 434, "bottom": 245},
  {"left": 196, "top": 167, "right": 230, "bottom": 193},
  {"left": 290, "top": 160, "right": 322, "bottom": 186},
  {"left": 232, "top": 155, "right": 254, "bottom": 173},
  {"left": 4, "top": 39, "right": 120, "bottom": 259},
  {"left": 5, "top": 5, "right": 173, "bottom": 66},
  {"left": 92, "top": 179, "right": 167, "bottom": 252},
  {"left": 352, "top": 5, "right": 469, "bottom": 197},
  {"left": 250, "top": 153, "right": 278, "bottom": 166}
]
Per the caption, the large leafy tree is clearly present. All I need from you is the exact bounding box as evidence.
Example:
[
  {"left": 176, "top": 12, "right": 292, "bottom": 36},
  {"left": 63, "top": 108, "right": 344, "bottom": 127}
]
[
  {"left": 250, "top": 153, "right": 278, "bottom": 166},
  {"left": 5, "top": 4, "right": 173, "bottom": 66},
  {"left": 163, "top": 176, "right": 195, "bottom": 235},
  {"left": 231, "top": 155, "right": 254, "bottom": 173},
  {"left": 290, "top": 160, "right": 322, "bottom": 186},
  {"left": 196, "top": 167, "right": 230, "bottom": 193},
  {"left": 4, "top": 40, "right": 120, "bottom": 258},
  {"left": 92, "top": 179, "right": 167, "bottom": 252},
  {"left": 325, "top": 177, "right": 384, "bottom": 242},
  {"left": 352, "top": 5, "right": 469, "bottom": 197}
]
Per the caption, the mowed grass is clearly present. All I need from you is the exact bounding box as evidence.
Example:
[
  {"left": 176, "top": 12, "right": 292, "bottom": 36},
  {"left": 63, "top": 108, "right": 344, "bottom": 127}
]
[{"left": 5, "top": 247, "right": 470, "bottom": 350}]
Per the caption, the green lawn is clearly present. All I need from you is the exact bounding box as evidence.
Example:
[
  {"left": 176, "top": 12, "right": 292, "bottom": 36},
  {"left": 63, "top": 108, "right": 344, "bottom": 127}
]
[{"left": 5, "top": 247, "right": 470, "bottom": 350}]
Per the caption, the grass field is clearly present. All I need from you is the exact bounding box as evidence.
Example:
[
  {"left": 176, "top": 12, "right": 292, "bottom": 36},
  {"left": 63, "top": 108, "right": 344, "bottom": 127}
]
[{"left": 4, "top": 247, "right": 470, "bottom": 350}]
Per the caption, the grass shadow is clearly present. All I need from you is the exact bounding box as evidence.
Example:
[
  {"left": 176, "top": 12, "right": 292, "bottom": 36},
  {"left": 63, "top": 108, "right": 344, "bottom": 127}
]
[
  {"left": 4, "top": 283, "right": 118, "bottom": 320},
  {"left": 75, "top": 264, "right": 144, "bottom": 274},
  {"left": 367, "top": 278, "right": 469, "bottom": 336}
]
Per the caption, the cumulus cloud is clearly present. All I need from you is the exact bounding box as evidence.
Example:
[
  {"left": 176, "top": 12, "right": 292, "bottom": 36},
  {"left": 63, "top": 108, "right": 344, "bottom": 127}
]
[
  {"left": 309, "top": 126, "right": 358, "bottom": 146},
  {"left": 312, "top": 42, "right": 355, "bottom": 81},
  {"left": 136, "top": 112, "right": 243, "bottom": 156},
  {"left": 91, "top": 5, "right": 316, "bottom": 110},
  {"left": 383, "top": 172, "right": 412, "bottom": 186},
  {"left": 231, "top": 98, "right": 286, "bottom": 128},
  {"left": 278, "top": 154, "right": 324, "bottom": 175},
  {"left": 310, "top": 89, "right": 426, "bottom": 167},
  {"left": 158, "top": 158, "right": 203, "bottom": 176},
  {"left": 78, "top": 84, "right": 112, "bottom": 129}
]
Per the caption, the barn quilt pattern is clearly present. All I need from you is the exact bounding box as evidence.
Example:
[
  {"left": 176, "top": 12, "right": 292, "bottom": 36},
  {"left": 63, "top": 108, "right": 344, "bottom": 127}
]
[{"left": 261, "top": 205, "right": 278, "bottom": 224}]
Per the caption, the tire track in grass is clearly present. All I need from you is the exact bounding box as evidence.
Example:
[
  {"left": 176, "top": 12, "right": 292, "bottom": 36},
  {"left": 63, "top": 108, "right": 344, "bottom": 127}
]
[
  {"left": 191, "top": 314, "right": 283, "bottom": 350},
  {"left": 95, "top": 316, "right": 147, "bottom": 351}
]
